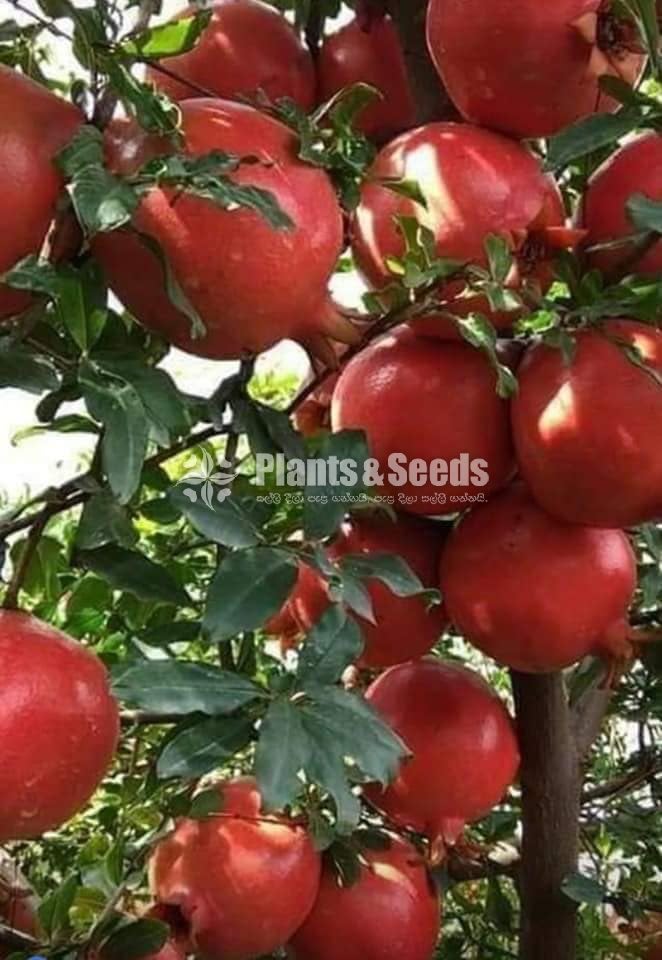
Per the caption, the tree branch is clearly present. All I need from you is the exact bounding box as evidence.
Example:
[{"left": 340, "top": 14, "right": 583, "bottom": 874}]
[
  {"left": 582, "top": 756, "right": 662, "bottom": 803},
  {"left": 572, "top": 677, "right": 613, "bottom": 759}
]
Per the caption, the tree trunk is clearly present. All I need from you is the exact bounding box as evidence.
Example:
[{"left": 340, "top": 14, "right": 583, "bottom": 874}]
[
  {"left": 512, "top": 673, "right": 582, "bottom": 960},
  {"left": 384, "top": 0, "right": 456, "bottom": 124}
]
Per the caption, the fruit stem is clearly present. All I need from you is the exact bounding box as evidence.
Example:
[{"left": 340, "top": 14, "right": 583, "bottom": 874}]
[
  {"left": 2, "top": 508, "right": 51, "bottom": 610},
  {"left": 511, "top": 672, "right": 582, "bottom": 960}
]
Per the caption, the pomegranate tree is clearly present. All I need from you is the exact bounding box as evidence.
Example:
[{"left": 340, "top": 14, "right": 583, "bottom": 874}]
[
  {"left": 288, "top": 512, "right": 448, "bottom": 668},
  {"left": 150, "top": 777, "right": 321, "bottom": 960},
  {"left": 93, "top": 99, "right": 353, "bottom": 361},
  {"left": 317, "top": 14, "right": 416, "bottom": 142},
  {"left": 426, "top": 0, "right": 646, "bottom": 138},
  {"left": 581, "top": 133, "right": 662, "bottom": 278},
  {"left": 331, "top": 325, "right": 515, "bottom": 514},
  {"left": 0, "top": 66, "right": 81, "bottom": 319},
  {"left": 364, "top": 659, "right": 520, "bottom": 848},
  {"left": 0, "top": 611, "right": 119, "bottom": 842},
  {"left": 351, "top": 121, "right": 570, "bottom": 328},
  {"left": 512, "top": 320, "right": 662, "bottom": 527},
  {"left": 147, "top": 0, "right": 315, "bottom": 108},
  {"left": 288, "top": 836, "right": 441, "bottom": 960},
  {"left": 441, "top": 485, "right": 637, "bottom": 673}
]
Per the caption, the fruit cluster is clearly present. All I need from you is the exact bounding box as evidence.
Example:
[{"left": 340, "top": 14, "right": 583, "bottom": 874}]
[{"left": 0, "top": 0, "right": 659, "bottom": 958}]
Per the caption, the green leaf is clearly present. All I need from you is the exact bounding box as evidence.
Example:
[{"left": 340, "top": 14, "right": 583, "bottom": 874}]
[
  {"left": 304, "top": 430, "right": 371, "bottom": 539},
  {"left": 80, "top": 544, "right": 190, "bottom": 606},
  {"left": 203, "top": 547, "right": 298, "bottom": 641},
  {"left": 562, "top": 872, "right": 607, "bottom": 906},
  {"left": 105, "top": 59, "right": 182, "bottom": 139},
  {"left": 133, "top": 228, "right": 206, "bottom": 340},
  {"left": 485, "top": 234, "right": 514, "bottom": 284},
  {"left": 169, "top": 485, "right": 259, "bottom": 548},
  {"left": 0, "top": 339, "right": 59, "bottom": 393},
  {"left": 378, "top": 176, "right": 428, "bottom": 208},
  {"left": 187, "top": 786, "right": 224, "bottom": 819},
  {"left": 13, "top": 414, "right": 99, "bottom": 446},
  {"left": 114, "top": 661, "right": 265, "bottom": 715},
  {"left": 80, "top": 360, "right": 149, "bottom": 504},
  {"left": 77, "top": 491, "right": 138, "bottom": 550},
  {"left": 121, "top": 10, "right": 212, "bottom": 59},
  {"left": 627, "top": 194, "right": 662, "bottom": 235},
  {"left": 456, "top": 313, "right": 519, "bottom": 398},
  {"left": 299, "top": 707, "right": 362, "bottom": 832},
  {"left": 38, "top": 874, "right": 78, "bottom": 939},
  {"left": 140, "top": 620, "right": 201, "bottom": 647},
  {"left": 98, "top": 357, "right": 192, "bottom": 444},
  {"left": 545, "top": 111, "right": 642, "bottom": 170},
  {"left": 157, "top": 714, "right": 254, "bottom": 779},
  {"left": 297, "top": 605, "right": 364, "bottom": 685},
  {"left": 340, "top": 552, "right": 428, "bottom": 598},
  {"left": 255, "top": 698, "right": 311, "bottom": 810},
  {"left": 100, "top": 918, "right": 168, "bottom": 960},
  {"left": 57, "top": 126, "right": 139, "bottom": 236}
]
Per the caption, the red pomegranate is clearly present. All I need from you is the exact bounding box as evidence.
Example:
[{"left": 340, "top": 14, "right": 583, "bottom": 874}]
[
  {"left": 441, "top": 485, "right": 637, "bottom": 673},
  {"left": 351, "top": 122, "right": 572, "bottom": 330},
  {"left": 288, "top": 836, "right": 441, "bottom": 960},
  {"left": 364, "top": 659, "right": 520, "bottom": 848},
  {"left": 581, "top": 133, "right": 662, "bottom": 279},
  {"left": 93, "top": 100, "right": 352, "bottom": 362},
  {"left": 317, "top": 14, "right": 416, "bottom": 142},
  {"left": 147, "top": 0, "right": 315, "bottom": 109},
  {"left": 646, "top": 943, "right": 662, "bottom": 960},
  {"left": 331, "top": 325, "right": 515, "bottom": 516},
  {"left": 264, "top": 597, "right": 302, "bottom": 654},
  {"left": 512, "top": 319, "right": 662, "bottom": 527},
  {"left": 0, "top": 853, "right": 39, "bottom": 960},
  {"left": 0, "top": 611, "right": 119, "bottom": 842},
  {"left": 150, "top": 777, "right": 321, "bottom": 960},
  {"left": 289, "top": 512, "right": 448, "bottom": 668},
  {"left": 426, "top": 0, "right": 646, "bottom": 139},
  {"left": 0, "top": 66, "right": 82, "bottom": 319}
]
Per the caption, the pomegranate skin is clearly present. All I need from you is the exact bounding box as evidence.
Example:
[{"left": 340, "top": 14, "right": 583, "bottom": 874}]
[
  {"left": 93, "top": 100, "right": 345, "bottom": 360},
  {"left": 351, "top": 122, "right": 566, "bottom": 328},
  {"left": 317, "top": 15, "right": 416, "bottom": 142},
  {"left": 512, "top": 320, "right": 662, "bottom": 527},
  {"left": 288, "top": 836, "right": 441, "bottom": 960},
  {"left": 426, "top": 0, "right": 646, "bottom": 139},
  {"left": 0, "top": 66, "right": 82, "bottom": 319},
  {"left": 441, "top": 485, "right": 637, "bottom": 673},
  {"left": 581, "top": 133, "right": 662, "bottom": 279},
  {"left": 150, "top": 777, "right": 321, "bottom": 960},
  {"left": 331, "top": 325, "right": 515, "bottom": 516},
  {"left": 290, "top": 513, "right": 448, "bottom": 668},
  {"left": 364, "top": 659, "right": 520, "bottom": 845},
  {"left": 0, "top": 611, "right": 120, "bottom": 842},
  {"left": 147, "top": 0, "right": 315, "bottom": 109}
]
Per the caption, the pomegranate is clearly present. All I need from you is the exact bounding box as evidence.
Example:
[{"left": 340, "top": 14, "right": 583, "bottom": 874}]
[
  {"left": 264, "top": 597, "right": 302, "bottom": 654},
  {"left": 0, "top": 66, "right": 82, "bottom": 319},
  {"left": 426, "top": 0, "right": 646, "bottom": 139},
  {"left": 646, "top": 943, "right": 662, "bottom": 960},
  {"left": 0, "top": 853, "right": 39, "bottom": 960},
  {"left": 0, "top": 611, "right": 119, "bottom": 843},
  {"left": 351, "top": 122, "right": 572, "bottom": 330},
  {"left": 293, "top": 372, "right": 339, "bottom": 437},
  {"left": 288, "top": 835, "right": 441, "bottom": 960},
  {"left": 290, "top": 512, "right": 448, "bottom": 668},
  {"left": 512, "top": 319, "right": 662, "bottom": 527},
  {"left": 93, "top": 100, "right": 352, "bottom": 362},
  {"left": 150, "top": 777, "right": 321, "bottom": 960},
  {"left": 331, "top": 325, "right": 515, "bottom": 516},
  {"left": 364, "top": 659, "right": 520, "bottom": 847},
  {"left": 147, "top": 0, "right": 315, "bottom": 109},
  {"left": 441, "top": 485, "right": 637, "bottom": 673},
  {"left": 581, "top": 133, "right": 662, "bottom": 279},
  {"left": 317, "top": 14, "right": 416, "bottom": 142}
]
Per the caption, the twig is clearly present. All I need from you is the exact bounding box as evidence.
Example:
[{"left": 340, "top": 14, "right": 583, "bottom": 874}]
[
  {"left": 2, "top": 508, "right": 52, "bottom": 609},
  {"left": 582, "top": 757, "right": 662, "bottom": 803},
  {"left": 572, "top": 675, "right": 614, "bottom": 759}
]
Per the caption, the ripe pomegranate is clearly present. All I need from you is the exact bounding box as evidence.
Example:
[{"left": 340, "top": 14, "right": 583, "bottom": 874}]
[
  {"left": 426, "top": 0, "right": 646, "bottom": 139},
  {"left": 147, "top": 0, "right": 314, "bottom": 109},
  {"left": 264, "top": 598, "right": 302, "bottom": 654},
  {"left": 317, "top": 14, "right": 416, "bottom": 142},
  {"left": 288, "top": 836, "right": 441, "bottom": 960},
  {"left": 441, "top": 485, "right": 637, "bottom": 673},
  {"left": 0, "top": 66, "right": 82, "bottom": 319},
  {"left": 331, "top": 325, "right": 515, "bottom": 516},
  {"left": 0, "top": 611, "right": 119, "bottom": 843},
  {"left": 0, "top": 853, "right": 39, "bottom": 960},
  {"left": 581, "top": 133, "right": 662, "bottom": 279},
  {"left": 364, "top": 659, "right": 520, "bottom": 848},
  {"left": 512, "top": 319, "right": 662, "bottom": 527},
  {"left": 289, "top": 512, "right": 447, "bottom": 668},
  {"left": 93, "top": 100, "right": 352, "bottom": 362},
  {"left": 351, "top": 122, "right": 573, "bottom": 330},
  {"left": 150, "top": 777, "right": 321, "bottom": 960}
]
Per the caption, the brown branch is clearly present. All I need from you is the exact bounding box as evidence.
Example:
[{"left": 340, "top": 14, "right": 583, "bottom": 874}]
[
  {"left": 572, "top": 676, "right": 613, "bottom": 760},
  {"left": 0, "top": 921, "right": 39, "bottom": 952},
  {"left": 446, "top": 847, "right": 520, "bottom": 884},
  {"left": 583, "top": 757, "right": 662, "bottom": 803},
  {"left": 2, "top": 508, "right": 52, "bottom": 609}
]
